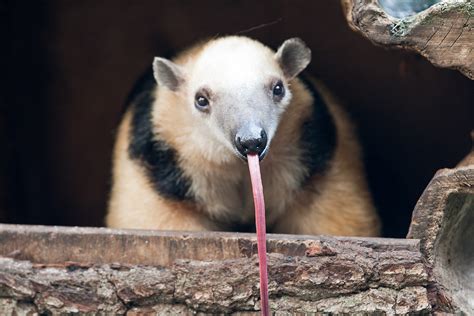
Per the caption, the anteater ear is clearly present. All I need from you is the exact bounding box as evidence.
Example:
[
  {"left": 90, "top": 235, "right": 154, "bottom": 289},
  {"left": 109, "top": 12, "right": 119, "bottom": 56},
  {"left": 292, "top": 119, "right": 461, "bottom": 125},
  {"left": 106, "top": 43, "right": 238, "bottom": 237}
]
[
  {"left": 152, "top": 57, "right": 185, "bottom": 91},
  {"left": 275, "top": 38, "right": 312, "bottom": 79}
]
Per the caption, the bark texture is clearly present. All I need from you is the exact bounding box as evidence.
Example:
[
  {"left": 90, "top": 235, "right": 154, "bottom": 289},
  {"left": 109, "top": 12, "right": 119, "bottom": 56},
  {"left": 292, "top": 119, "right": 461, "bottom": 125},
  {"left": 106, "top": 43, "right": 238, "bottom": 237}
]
[
  {"left": 0, "top": 226, "right": 432, "bottom": 314},
  {"left": 342, "top": 0, "right": 474, "bottom": 79}
]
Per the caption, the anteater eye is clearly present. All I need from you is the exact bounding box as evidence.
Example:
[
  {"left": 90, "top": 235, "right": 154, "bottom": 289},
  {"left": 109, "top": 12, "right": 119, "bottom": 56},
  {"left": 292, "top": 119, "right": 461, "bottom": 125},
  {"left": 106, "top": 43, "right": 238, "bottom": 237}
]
[
  {"left": 273, "top": 81, "right": 285, "bottom": 97},
  {"left": 195, "top": 94, "right": 209, "bottom": 111}
]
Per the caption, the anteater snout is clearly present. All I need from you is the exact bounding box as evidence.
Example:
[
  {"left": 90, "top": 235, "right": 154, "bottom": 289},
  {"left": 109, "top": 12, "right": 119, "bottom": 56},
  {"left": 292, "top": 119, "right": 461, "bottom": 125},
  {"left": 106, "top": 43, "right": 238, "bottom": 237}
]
[{"left": 234, "top": 128, "right": 268, "bottom": 158}]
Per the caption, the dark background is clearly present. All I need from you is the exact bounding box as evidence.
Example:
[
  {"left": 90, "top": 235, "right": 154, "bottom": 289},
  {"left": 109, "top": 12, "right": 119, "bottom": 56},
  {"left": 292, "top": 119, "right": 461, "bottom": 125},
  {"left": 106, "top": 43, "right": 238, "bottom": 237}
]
[{"left": 1, "top": 1, "right": 472, "bottom": 237}]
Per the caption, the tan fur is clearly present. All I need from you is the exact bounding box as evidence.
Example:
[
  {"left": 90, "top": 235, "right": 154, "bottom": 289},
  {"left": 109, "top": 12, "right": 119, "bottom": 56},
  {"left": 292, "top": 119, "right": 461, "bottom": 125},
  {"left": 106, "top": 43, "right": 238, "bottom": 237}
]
[
  {"left": 107, "top": 38, "right": 380, "bottom": 236},
  {"left": 272, "top": 81, "right": 380, "bottom": 236},
  {"left": 107, "top": 111, "right": 218, "bottom": 231}
]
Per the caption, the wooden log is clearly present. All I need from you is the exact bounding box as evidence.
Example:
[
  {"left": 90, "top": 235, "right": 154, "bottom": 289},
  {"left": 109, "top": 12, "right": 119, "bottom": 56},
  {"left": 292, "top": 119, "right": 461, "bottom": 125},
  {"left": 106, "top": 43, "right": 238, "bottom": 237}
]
[
  {"left": 0, "top": 225, "right": 432, "bottom": 314},
  {"left": 341, "top": 0, "right": 474, "bottom": 79},
  {"left": 408, "top": 144, "right": 474, "bottom": 314}
]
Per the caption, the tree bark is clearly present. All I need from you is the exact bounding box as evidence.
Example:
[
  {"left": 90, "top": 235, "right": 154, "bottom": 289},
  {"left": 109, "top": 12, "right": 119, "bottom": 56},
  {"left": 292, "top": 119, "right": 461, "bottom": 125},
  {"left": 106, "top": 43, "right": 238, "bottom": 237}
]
[{"left": 0, "top": 226, "right": 432, "bottom": 314}]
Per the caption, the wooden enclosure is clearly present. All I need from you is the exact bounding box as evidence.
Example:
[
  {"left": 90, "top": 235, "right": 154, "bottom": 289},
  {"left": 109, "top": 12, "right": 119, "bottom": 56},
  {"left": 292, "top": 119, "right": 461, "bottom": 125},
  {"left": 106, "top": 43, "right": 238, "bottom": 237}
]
[{"left": 0, "top": 0, "right": 473, "bottom": 314}]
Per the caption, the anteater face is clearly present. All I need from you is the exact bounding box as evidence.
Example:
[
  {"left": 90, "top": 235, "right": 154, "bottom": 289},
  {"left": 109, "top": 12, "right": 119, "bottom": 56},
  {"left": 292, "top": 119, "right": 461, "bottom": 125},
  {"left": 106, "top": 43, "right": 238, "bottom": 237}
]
[{"left": 153, "top": 37, "right": 311, "bottom": 162}]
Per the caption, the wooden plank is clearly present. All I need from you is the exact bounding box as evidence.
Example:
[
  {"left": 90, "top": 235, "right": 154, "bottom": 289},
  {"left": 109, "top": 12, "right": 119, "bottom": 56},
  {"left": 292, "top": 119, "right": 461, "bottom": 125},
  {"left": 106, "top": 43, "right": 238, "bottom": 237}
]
[{"left": 0, "top": 224, "right": 418, "bottom": 266}]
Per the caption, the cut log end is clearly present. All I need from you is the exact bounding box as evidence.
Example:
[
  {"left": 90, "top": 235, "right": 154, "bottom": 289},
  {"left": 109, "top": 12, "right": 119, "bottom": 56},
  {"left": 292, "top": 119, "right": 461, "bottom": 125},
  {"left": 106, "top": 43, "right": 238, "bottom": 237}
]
[{"left": 408, "top": 146, "right": 474, "bottom": 314}]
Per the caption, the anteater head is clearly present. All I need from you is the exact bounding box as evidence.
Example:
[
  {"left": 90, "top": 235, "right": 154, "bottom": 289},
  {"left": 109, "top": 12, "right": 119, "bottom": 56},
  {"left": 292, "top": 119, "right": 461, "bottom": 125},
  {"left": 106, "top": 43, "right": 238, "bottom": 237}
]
[{"left": 152, "top": 36, "right": 311, "bottom": 162}]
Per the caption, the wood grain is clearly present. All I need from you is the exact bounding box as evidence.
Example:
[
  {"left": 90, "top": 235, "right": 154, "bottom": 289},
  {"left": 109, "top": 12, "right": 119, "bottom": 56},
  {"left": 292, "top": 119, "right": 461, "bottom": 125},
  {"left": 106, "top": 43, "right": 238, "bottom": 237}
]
[{"left": 342, "top": 0, "right": 474, "bottom": 79}]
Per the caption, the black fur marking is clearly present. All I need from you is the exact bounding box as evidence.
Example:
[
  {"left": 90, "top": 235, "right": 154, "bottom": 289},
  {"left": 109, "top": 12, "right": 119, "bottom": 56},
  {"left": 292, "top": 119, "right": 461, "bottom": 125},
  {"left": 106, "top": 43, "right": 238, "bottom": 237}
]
[
  {"left": 298, "top": 75, "right": 337, "bottom": 185},
  {"left": 127, "top": 69, "right": 193, "bottom": 201}
]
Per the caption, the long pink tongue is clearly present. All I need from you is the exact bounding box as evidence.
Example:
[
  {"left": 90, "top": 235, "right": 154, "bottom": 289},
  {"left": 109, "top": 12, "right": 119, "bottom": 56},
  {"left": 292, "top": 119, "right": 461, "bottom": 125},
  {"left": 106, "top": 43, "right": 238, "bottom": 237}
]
[{"left": 247, "top": 154, "right": 269, "bottom": 316}]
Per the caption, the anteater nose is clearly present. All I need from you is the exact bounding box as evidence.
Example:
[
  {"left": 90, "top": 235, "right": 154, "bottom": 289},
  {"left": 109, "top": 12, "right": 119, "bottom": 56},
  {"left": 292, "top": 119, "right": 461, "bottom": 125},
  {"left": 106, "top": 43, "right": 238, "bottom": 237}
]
[{"left": 235, "top": 129, "right": 268, "bottom": 157}]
